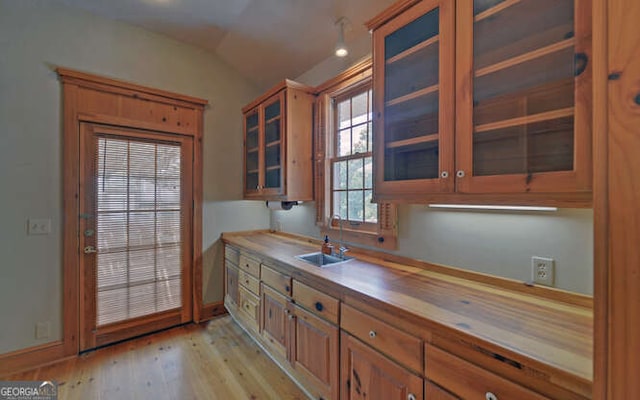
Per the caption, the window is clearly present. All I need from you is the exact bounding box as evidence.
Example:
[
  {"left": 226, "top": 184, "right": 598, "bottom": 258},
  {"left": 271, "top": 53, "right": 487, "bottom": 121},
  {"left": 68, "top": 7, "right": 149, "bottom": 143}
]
[
  {"left": 332, "top": 87, "right": 377, "bottom": 225},
  {"left": 314, "top": 60, "right": 397, "bottom": 250}
]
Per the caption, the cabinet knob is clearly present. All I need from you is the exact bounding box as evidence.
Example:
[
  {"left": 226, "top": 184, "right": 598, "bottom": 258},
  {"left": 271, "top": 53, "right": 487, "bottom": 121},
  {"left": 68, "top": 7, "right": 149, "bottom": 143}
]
[
  {"left": 288, "top": 314, "right": 294, "bottom": 320},
  {"left": 440, "top": 171, "right": 449, "bottom": 178},
  {"left": 285, "top": 285, "right": 290, "bottom": 293},
  {"left": 369, "top": 330, "right": 376, "bottom": 338},
  {"left": 315, "top": 302, "right": 324, "bottom": 312},
  {"left": 485, "top": 392, "right": 498, "bottom": 400},
  {"left": 407, "top": 394, "right": 416, "bottom": 400},
  {"left": 456, "top": 170, "right": 465, "bottom": 178}
]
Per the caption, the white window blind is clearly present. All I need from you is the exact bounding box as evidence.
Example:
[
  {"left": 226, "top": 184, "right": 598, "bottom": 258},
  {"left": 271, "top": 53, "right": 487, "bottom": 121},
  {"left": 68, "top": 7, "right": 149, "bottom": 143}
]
[{"left": 95, "top": 137, "right": 183, "bottom": 326}]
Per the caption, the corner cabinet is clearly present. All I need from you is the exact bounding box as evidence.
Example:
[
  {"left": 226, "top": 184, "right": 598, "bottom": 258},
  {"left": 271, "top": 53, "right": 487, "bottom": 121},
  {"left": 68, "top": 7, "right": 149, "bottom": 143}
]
[
  {"left": 242, "top": 80, "right": 315, "bottom": 201},
  {"left": 369, "top": 0, "right": 593, "bottom": 206}
]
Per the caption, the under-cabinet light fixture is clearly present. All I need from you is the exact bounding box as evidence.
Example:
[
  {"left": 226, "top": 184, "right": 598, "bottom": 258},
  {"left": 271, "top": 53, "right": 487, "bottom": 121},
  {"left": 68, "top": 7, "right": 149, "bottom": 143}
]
[
  {"left": 428, "top": 204, "right": 558, "bottom": 212},
  {"left": 335, "top": 17, "right": 349, "bottom": 57}
]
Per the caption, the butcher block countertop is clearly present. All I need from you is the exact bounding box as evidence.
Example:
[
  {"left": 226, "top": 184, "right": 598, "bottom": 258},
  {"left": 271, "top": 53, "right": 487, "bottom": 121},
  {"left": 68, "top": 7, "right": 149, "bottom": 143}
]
[{"left": 222, "top": 230, "right": 593, "bottom": 396}]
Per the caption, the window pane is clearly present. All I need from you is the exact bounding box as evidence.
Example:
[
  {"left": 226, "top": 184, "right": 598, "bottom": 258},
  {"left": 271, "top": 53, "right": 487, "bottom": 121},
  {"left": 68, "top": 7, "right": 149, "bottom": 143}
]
[
  {"left": 333, "top": 191, "right": 347, "bottom": 219},
  {"left": 352, "top": 123, "right": 368, "bottom": 154},
  {"left": 333, "top": 161, "right": 347, "bottom": 189},
  {"left": 338, "top": 128, "right": 351, "bottom": 156},
  {"left": 364, "top": 157, "right": 373, "bottom": 188},
  {"left": 348, "top": 158, "right": 364, "bottom": 189},
  {"left": 352, "top": 91, "right": 368, "bottom": 125},
  {"left": 338, "top": 99, "right": 350, "bottom": 129},
  {"left": 348, "top": 190, "right": 364, "bottom": 222},
  {"left": 365, "top": 190, "right": 377, "bottom": 223}
]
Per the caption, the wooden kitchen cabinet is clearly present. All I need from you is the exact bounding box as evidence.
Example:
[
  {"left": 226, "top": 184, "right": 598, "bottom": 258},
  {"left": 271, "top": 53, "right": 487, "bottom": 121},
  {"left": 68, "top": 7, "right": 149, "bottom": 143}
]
[
  {"left": 242, "top": 80, "right": 314, "bottom": 201},
  {"left": 425, "top": 344, "right": 549, "bottom": 400},
  {"left": 455, "top": 0, "right": 592, "bottom": 196},
  {"left": 368, "top": 0, "right": 592, "bottom": 206},
  {"left": 371, "top": 0, "right": 456, "bottom": 198},
  {"left": 341, "top": 331, "right": 424, "bottom": 400},
  {"left": 224, "top": 246, "right": 240, "bottom": 312},
  {"left": 289, "top": 303, "right": 340, "bottom": 400},
  {"left": 261, "top": 283, "right": 289, "bottom": 358}
]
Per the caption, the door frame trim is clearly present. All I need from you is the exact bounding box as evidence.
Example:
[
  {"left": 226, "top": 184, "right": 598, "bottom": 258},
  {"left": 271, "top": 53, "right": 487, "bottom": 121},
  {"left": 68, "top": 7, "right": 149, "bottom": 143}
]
[{"left": 58, "top": 68, "right": 207, "bottom": 358}]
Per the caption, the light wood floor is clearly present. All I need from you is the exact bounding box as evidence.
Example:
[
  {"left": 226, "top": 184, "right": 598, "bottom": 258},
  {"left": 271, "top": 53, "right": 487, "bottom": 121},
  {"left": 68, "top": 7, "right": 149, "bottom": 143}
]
[{"left": 7, "top": 316, "right": 308, "bottom": 400}]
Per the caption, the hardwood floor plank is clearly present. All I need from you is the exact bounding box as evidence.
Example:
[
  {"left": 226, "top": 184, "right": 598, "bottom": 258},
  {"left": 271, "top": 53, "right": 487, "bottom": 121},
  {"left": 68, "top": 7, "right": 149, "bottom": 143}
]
[{"left": 4, "top": 317, "right": 308, "bottom": 400}]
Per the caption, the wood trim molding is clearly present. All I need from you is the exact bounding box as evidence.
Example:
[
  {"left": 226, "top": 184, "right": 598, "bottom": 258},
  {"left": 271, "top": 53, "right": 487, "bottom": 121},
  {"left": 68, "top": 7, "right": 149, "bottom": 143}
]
[
  {"left": 57, "top": 67, "right": 208, "bottom": 107},
  {"left": 313, "top": 58, "right": 373, "bottom": 94},
  {"left": 0, "top": 342, "right": 72, "bottom": 378},
  {"left": 241, "top": 79, "right": 313, "bottom": 113},
  {"left": 365, "top": 0, "right": 421, "bottom": 31},
  {"left": 592, "top": 0, "right": 609, "bottom": 398},
  {"left": 199, "top": 302, "right": 228, "bottom": 322},
  {"left": 193, "top": 108, "right": 205, "bottom": 322}
]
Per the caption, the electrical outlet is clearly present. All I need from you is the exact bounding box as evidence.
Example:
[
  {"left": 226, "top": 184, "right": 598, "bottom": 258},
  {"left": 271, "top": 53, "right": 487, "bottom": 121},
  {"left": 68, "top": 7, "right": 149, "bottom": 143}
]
[
  {"left": 28, "top": 218, "right": 51, "bottom": 235},
  {"left": 35, "top": 321, "right": 50, "bottom": 339},
  {"left": 532, "top": 256, "right": 555, "bottom": 286}
]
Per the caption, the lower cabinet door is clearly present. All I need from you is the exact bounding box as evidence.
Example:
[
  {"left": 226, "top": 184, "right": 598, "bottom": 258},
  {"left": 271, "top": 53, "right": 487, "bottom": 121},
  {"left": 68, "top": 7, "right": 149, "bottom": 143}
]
[
  {"left": 224, "top": 263, "right": 239, "bottom": 310},
  {"left": 260, "top": 283, "right": 289, "bottom": 358},
  {"left": 341, "top": 332, "right": 423, "bottom": 400},
  {"left": 291, "top": 304, "right": 340, "bottom": 400}
]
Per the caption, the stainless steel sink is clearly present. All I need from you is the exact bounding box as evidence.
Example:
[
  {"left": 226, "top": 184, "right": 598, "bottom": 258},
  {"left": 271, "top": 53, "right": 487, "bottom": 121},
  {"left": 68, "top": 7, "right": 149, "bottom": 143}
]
[{"left": 295, "top": 252, "right": 353, "bottom": 267}]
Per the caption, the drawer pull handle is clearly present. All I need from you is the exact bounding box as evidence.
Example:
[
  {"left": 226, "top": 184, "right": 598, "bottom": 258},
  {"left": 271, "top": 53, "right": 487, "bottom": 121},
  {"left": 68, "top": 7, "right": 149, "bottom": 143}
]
[
  {"left": 485, "top": 392, "right": 498, "bottom": 400},
  {"left": 285, "top": 285, "right": 290, "bottom": 293},
  {"left": 369, "top": 330, "right": 376, "bottom": 339},
  {"left": 315, "top": 302, "right": 324, "bottom": 312},
  {"left": 407, "top": 394, "right": 416, "bottom": 400}
]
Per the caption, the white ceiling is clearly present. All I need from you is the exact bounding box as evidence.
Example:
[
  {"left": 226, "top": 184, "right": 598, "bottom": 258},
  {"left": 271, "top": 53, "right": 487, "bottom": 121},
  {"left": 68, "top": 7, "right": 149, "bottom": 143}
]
[{"left": 54, "top": 0, "right": 396, "bottom": 89}]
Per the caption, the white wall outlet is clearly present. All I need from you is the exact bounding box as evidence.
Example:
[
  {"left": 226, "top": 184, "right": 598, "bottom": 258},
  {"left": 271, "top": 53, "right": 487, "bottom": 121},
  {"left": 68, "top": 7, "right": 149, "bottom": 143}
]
[
  {"left": 532, "top": 256, "right": 555, "bottom": 286},
  {"left": 35, "top": 321, "right": 51, "bottom": 339},
  {"left": 28, "top": 218, "right": 51, "bottom": 235}
]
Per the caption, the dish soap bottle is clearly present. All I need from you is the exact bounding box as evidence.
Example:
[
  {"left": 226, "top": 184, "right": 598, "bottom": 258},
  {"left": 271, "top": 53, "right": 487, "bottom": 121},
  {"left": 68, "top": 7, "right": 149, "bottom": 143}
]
[{"left": 321, "top": 235, "right": 333, "bottom": 255}]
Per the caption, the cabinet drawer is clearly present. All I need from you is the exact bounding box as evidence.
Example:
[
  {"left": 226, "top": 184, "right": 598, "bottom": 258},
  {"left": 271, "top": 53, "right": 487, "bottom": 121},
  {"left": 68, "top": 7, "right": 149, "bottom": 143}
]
[
  {"left": 238, "top": 285, "right": 260, "bottom": 332},
  {"left": 239, "top": 253, "right": 260, "bottom": 277},
  {"left": 341, "top": 304, "right": 422, "bottom": 373},
  {"left": 225, "top": 245, "right": 239, "bottom": 265},
  {"left": 239, "top": 269, "right": 260, "bottom": 295},
  {"left": 292, "top": 280, "right": 339, "bottom": 324},
  {"left": 425, "top": 344, "right": 549, "bottom": 400},
  {"left": 261, "top": 264, "right": 291, "bottom": 297}
]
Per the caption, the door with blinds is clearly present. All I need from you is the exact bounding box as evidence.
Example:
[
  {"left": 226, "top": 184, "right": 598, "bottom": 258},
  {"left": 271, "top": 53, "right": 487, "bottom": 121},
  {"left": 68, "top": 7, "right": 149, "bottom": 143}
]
[{"left": 78, "top": 123, "right": 193, "bottom": 351}]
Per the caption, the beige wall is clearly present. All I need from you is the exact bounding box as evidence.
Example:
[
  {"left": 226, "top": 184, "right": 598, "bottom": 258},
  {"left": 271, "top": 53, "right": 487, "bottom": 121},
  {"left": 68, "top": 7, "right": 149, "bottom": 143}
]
[
  {"left": 272, "top": 41, "right": 594, "bottom": 295},
  {"left": 0, "top": 0, "right": 269, "bottom": 354}
]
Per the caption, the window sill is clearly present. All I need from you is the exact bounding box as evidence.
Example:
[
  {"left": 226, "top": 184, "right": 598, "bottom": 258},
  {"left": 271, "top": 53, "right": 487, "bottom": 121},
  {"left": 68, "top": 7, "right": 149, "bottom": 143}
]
[{"left": 320, "top": 225, "right": 397, "bottom": 251}]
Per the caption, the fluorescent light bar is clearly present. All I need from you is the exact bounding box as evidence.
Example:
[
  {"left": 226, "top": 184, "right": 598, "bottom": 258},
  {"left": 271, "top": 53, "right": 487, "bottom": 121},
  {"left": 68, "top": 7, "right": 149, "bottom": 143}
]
[{"left": 428, "top": 204, "right": 558, "bottom": 212}]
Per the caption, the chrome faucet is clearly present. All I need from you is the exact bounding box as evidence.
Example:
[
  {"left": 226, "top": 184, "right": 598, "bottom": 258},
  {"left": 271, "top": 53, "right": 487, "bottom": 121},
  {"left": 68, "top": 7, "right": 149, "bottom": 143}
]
[{"left": 331, "top": 214, "right": 349, "bottom": 259}]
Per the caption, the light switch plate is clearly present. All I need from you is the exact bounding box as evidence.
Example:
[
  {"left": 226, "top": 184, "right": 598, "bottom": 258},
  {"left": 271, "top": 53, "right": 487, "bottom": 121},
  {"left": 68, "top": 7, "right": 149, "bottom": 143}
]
[{"left": 28, "top": 218, "right": 51, "bottom": 235}]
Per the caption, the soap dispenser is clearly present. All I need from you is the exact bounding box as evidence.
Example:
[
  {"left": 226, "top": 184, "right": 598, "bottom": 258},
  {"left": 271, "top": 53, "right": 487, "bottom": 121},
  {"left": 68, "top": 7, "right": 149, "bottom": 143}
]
[{"left": 321, "top": 235, "right": 333, "bottom": 255}]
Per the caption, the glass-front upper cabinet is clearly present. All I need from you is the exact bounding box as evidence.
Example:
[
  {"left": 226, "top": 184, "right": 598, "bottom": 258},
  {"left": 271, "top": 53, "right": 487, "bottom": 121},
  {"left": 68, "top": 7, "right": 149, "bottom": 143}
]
[
  {"left": 242, "top": 81, "right": 314, "bottom": 201},
  {"left": 455, "top": 0, "right": 592, "bottom": 194},
  {"left": 371, "top": 0, "right": 455, "bottom": 201}
]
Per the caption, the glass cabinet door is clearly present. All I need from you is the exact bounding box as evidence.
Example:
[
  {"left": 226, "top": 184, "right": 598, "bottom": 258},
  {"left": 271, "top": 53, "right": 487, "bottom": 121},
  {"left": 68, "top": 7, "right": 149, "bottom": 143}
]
[
  {"left": 456, "top": 0, "right": 592, "bottom": 193},
  {"left": 373, "top": 0, "right": 455, "bottom": 200},
  {"left": 262, "top": 93, "right": 284, "bottom": 194},
  {"left": 245, "top": 108, "right": 260, "bottom": 194}
]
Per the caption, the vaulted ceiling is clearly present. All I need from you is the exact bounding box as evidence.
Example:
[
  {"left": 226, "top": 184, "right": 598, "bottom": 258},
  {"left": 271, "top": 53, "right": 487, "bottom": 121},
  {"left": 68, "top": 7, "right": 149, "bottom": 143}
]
[{"left": 54, "top": 0, "right": 396, "bottom": 89}]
